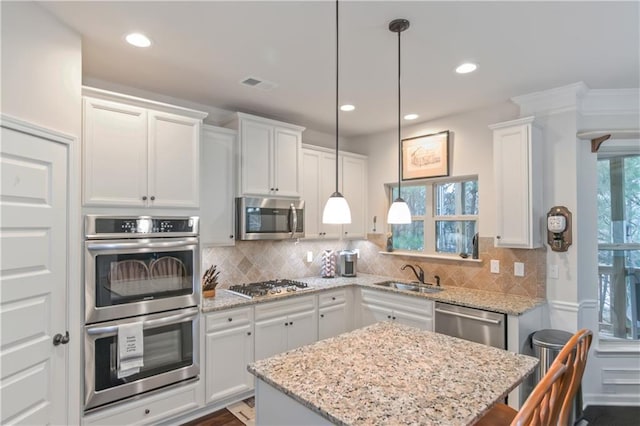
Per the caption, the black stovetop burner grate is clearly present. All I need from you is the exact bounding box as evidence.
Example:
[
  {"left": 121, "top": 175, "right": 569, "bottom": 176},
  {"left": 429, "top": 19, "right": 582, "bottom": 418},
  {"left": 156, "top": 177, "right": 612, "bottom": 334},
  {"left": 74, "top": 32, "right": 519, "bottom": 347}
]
[{"left": 228, "top": 279, "right": 309, "bottom": 298}]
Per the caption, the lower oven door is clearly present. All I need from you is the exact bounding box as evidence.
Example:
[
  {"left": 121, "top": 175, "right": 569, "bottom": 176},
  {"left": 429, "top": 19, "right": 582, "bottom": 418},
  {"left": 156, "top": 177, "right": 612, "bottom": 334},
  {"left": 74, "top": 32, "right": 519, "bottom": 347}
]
[{"left": 84, "top": 307, "right": 200, "bottom": 412}]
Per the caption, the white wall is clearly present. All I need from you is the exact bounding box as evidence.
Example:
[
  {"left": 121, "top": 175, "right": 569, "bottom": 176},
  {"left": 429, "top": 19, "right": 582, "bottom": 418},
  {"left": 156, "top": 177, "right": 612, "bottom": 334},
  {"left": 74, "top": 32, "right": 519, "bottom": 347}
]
[
  {"left": 349, "top": 101, "right": 518, "bottom": 236},
  {"left": 1, "top": 1, "right": 82, "bottom": 137},
  {"left": 1, "top": 2, "right": 83, "bottom": 422}
]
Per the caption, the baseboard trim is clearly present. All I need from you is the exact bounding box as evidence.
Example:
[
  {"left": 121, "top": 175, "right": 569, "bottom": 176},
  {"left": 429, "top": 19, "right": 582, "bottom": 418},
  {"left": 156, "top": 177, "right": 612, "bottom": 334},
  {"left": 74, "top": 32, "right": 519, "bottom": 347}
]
[{"left": 584, "top": 393, "right": 640, "bottom": 406}]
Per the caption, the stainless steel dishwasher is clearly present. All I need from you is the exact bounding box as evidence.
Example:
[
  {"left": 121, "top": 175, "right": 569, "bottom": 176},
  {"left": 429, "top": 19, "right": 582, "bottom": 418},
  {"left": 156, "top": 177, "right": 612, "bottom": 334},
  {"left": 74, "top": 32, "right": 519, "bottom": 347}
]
[{"left": 434, "top": 302, "right": 506, "bottom": 349}]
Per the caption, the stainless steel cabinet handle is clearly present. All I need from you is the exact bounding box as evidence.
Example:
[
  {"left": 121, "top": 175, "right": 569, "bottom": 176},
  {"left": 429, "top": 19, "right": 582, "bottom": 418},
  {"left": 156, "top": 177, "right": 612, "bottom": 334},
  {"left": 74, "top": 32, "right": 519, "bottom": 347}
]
[{"left": 435, "top": 308, "right": 502, "bottom": 324}]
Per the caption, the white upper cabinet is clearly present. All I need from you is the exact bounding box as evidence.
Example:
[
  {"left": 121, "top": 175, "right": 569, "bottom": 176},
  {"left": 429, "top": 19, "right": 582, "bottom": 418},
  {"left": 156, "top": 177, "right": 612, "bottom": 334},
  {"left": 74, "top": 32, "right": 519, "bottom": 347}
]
[
  {"left": 490, "top": 116, "right": 543, "bottom": 248},
  {"left": 227, "top": 113, "right": 304, "bottom": 198},
  {"left": 82, "top": 87, "right": 207, "bottom": 208},
  {"left": 301, "top": 145, "right": 368, "bottom": 240},
  {"left": 200, "top": 125, "right": 236, "bottom": 246},
  {"left": 341, "top": 153, "right": 368, "bottom": 239}
]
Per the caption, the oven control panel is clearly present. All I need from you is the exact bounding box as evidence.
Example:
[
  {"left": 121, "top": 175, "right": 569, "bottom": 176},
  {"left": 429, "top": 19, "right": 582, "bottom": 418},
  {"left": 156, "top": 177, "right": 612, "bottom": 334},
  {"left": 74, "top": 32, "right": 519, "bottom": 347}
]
[{"left": 85, "top": 216, "right": 199, "bottom": 238}]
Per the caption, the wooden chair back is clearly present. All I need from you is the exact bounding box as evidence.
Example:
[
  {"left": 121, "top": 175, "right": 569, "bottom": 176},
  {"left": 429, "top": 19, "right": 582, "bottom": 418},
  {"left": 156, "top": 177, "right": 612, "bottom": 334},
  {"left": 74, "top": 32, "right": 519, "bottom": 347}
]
[
  {"left": 510, "top": 362, "right": 568, "bottom": 426},
  {"left": 551, "top": 328, "right": 593, "bottom": 425}
]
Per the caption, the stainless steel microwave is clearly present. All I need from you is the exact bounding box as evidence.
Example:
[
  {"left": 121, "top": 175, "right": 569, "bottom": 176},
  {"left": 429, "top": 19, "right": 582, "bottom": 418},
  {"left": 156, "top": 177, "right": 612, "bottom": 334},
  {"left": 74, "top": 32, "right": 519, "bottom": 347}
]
[{"left": 236, "top": 197, "right": 304, "bottom": 240}]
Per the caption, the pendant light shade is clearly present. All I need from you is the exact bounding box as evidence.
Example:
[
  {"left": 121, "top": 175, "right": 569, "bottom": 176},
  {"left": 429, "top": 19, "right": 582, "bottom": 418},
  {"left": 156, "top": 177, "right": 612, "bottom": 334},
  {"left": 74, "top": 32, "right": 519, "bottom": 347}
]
[
  {"left": 387, "top": 18, "right": 411, "bottom": 225},
  {"left": 322, "top": 0, "right": 351, "bottom": 225}
]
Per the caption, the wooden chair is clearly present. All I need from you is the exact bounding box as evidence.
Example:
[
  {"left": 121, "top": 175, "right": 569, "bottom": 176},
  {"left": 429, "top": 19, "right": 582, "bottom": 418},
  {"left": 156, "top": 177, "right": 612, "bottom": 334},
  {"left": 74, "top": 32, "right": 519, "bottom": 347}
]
[{"left": 475, "top": 328, "right": 593, "bottom": 426}]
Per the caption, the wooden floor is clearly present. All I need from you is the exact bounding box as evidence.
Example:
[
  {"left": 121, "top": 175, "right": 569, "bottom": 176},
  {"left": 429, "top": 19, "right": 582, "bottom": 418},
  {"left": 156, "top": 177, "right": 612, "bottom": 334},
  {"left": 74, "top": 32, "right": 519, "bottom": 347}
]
[{"left": 181, "top": 408, "right": 243, "bottom": 426}]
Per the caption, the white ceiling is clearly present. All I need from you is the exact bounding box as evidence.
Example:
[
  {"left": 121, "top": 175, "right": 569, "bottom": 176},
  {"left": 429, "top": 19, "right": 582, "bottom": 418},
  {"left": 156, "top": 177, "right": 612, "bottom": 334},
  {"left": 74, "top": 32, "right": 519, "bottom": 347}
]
[{"left": 41, "top": 1, "right": 639, "bottom": 137}]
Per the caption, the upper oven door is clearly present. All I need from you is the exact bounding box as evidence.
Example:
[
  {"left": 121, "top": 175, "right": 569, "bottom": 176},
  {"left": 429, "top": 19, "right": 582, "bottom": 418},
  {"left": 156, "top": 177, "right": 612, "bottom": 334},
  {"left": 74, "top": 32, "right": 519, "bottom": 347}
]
[{"left": 85, "top": 237, "right": 199, "bottom": 324}]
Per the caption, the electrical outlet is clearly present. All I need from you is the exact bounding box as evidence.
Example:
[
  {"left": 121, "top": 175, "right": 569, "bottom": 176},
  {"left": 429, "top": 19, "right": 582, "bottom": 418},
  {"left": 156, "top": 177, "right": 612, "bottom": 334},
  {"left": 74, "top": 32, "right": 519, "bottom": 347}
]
[
  {"left": 490, "top": 259, "right": 500, "bottom": 274},
  {"left": 548, "top": 264, "right": 559, "bottom": 279},
  {"left": 306, "top": 251, "right": 313, "bottom": 263},
  {"left": 514, "top": 262, "right": 525, "bottom": 277}
]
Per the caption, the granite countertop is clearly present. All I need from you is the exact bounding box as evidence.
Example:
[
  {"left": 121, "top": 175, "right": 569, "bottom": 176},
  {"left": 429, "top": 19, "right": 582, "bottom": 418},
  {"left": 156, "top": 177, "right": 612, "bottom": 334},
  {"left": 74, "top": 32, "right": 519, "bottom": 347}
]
[
  {"left": 201, "top": 273, "right": 545, "bottom": 316},
  {"left": 248, "top": 321, "right": 539, "bottom": 426}
]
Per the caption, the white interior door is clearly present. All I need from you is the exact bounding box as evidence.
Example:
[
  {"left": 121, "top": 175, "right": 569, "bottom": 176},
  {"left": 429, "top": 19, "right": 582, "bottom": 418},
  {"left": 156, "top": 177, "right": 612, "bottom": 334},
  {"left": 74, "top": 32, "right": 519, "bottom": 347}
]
[{"left": 1, "top": 124, "right": 68, "bottom": 425}]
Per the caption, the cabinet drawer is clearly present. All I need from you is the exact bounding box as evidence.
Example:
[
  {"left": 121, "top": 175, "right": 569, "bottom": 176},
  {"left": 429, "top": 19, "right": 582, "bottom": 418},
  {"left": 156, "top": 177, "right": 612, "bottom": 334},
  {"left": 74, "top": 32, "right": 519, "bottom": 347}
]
[
  {"left": 255, "top": 295, "right": 315, "bottom": 320},
  {"left": 361, "top": 288, "right": 433, "bottom": 317},
  {"left": 319, "top": 289, "right": 346, "bottom": 307},
  {"left": 205, "top": 307, "right": 252, "bottom": 332},
  {"left": 83, "top": 382, "right": 199, "bottom": 425}
]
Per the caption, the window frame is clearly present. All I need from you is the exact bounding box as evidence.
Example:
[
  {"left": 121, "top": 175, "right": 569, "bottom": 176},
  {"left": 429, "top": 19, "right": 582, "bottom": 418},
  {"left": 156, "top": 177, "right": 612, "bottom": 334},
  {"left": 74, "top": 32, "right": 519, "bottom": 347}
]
[{"left": 387, "top": 175, "right": 479, "bottom": 257}]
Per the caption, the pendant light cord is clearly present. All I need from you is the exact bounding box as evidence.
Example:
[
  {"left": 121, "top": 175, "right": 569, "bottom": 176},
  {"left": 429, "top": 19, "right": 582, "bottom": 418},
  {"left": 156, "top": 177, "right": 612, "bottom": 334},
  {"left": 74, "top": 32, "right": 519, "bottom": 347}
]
[
  {"left": 397, "top": 29, "right": 402, "bottom": 198},
  {"left": 334, "top": 0, "right": 340, "bottom": 194}
]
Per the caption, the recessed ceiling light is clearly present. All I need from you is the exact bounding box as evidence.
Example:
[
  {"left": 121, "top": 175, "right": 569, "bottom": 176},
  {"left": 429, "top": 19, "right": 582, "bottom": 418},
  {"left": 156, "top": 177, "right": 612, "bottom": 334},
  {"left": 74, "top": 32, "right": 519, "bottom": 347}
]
[
  {"left": 455, "top": 62, "right": 477, "bottom": 74},
  {"left": 404, "top": 113, "right": 419, "bottom": 120},
  {"left": 125, "top": 33, "right": 152, "bottom": 48},
  {"left": 340, "top": 104, "right": 355, "bottom": 112}
]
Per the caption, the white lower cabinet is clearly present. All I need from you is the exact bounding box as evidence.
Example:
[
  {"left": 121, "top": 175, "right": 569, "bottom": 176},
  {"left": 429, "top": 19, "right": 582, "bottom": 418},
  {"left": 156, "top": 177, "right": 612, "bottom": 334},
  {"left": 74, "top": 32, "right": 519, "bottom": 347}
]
[
  {"left": 204, "top": 307, "right": 254, "bottom": 404},
  {"left": 254, "top": 295, "right": 317, "bottom": 360},
  {"left": 359, "top": 288, "right": 434, "bottom": 331},
  {"left": 318, "top": 289, "right": 351, "bottom": 340},
  {"left": 83, "top": 382, "right": 199, "bottom": 425}
]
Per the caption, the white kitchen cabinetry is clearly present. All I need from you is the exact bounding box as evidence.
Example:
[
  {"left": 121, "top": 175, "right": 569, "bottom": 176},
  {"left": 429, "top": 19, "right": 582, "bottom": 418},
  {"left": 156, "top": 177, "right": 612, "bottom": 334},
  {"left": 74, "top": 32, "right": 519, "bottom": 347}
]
[
  {"left": 200, "top": 125, "right": 236, "bottom": 246},
  {"left": 254, "top": 295, "right": 317, "bottom": 360},
  {"left": 489, "top": 116, "right": 542, "bottom": 248},
  {"left": 301, "top": 145, "right": 368, "bottom": 240},
  {"left": 82, "top": 88, "right": 206, "bottom": 208},
  {"left": 226, "top": 112, "right": 304, "bottom": 198},
  {"left": 83, "top": 382, "right": 199, "bottom": 425},
  {"left": 358, "top": 288, "right": 434, "bottom": 331},
  {"left": 318, "top": 289, "right": 352, "bottom": 340},
  {"left": 204, "top": 307, "right": 254, "bottom": 404}
]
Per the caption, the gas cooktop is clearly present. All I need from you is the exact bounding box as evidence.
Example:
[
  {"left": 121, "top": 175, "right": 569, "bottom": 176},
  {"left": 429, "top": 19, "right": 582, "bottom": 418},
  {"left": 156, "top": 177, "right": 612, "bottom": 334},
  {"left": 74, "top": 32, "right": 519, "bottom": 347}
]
[{"left": 227, "top": 279, "right": 311, "bottom": 299}]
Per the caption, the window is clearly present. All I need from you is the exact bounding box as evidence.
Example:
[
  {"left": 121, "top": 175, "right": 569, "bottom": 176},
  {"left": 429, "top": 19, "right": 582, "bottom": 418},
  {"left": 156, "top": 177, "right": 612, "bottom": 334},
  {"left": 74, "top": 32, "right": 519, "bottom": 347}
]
[
  {"left": 597, "top": 150, "right": 640, "bottom": 341},
  {"left": 389, "top": 178, "right": 478, "bottom": 256}
]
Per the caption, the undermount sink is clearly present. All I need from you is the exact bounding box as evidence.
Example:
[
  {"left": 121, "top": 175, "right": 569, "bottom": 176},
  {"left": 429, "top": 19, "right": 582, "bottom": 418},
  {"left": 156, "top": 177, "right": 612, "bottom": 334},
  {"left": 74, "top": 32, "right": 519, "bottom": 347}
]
[{"left": 374, "top": 281, "right": 443, "bottom": 294}]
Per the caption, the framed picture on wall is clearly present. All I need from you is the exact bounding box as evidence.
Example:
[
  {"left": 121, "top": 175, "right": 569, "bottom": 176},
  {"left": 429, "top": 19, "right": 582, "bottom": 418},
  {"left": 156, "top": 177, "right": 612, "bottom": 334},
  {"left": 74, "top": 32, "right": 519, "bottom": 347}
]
[{"left": 401, "top": 130, "right": 450, "bottom": 180}]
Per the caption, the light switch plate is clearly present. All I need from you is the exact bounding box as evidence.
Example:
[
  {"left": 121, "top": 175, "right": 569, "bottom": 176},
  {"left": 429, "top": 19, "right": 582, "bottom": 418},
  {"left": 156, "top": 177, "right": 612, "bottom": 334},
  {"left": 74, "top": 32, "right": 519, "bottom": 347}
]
[
  {"left": 490, "top": 260, "right": 500, "bottom": 274},
  {"left": 549, "top": 264, "right": 559, "bottom": 279},
  {"left": 514, "top": 262, "right": 525, "bottom": 277},
  {"left": 306, "top": 251, "right": 313, "bottom": 263}
]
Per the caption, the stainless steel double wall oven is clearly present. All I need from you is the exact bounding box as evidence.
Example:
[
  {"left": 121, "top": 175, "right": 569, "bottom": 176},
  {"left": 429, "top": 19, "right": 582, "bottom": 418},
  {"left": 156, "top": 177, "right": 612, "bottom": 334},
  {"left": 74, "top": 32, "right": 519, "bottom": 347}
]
[{"left": 83, "top": 215, "right": 200, "bottom": 412}]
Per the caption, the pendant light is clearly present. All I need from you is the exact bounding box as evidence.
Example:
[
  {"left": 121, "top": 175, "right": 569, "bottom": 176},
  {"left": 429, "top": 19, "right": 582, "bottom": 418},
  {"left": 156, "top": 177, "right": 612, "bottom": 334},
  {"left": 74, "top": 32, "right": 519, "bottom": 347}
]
[
  {"left": 322, "top": 0, "right": 351, "bottom": 224},
  {"left": 387, "top": 18, "right": 412, "bottom": 225}
]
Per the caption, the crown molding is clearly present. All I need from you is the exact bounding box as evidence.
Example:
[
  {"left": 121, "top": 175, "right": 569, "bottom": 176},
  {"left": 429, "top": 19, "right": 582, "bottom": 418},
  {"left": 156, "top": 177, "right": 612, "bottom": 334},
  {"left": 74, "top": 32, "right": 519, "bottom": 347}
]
[
  {"left": 580, "top": 88, "right": 640, "bottom": 116},
  {"left": 511, "top": 82, "right": 589, "bottom": 117}
]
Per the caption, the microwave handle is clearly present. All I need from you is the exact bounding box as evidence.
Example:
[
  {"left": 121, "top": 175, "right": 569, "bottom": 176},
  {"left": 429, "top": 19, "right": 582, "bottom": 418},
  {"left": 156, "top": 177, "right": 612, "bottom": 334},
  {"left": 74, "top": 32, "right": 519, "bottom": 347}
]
[
  {"left": 86, "top": 308, "right": 198, "bottom": 336},
  {"left": 289, "top": 204, "right": 298, "bottom": 239}
]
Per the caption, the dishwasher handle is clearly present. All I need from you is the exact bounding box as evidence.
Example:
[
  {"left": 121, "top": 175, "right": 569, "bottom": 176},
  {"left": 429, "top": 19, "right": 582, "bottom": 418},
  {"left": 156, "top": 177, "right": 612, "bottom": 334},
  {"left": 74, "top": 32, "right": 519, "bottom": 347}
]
[{"left": 435, "top": 307, "right": 502, "bottom": 325}]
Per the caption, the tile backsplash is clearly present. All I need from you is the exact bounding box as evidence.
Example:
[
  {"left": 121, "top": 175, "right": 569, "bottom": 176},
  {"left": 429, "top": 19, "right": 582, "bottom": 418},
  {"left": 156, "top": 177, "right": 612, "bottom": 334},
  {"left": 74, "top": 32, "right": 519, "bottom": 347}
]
[{"left": 202, "top": 235, "right": 546, "bottom": 299}]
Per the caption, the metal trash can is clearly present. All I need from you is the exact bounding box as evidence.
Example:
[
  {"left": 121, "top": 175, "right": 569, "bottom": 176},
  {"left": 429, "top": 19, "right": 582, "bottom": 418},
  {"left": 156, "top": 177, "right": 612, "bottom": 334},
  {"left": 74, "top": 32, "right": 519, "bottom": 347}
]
[{"left": 531, "top": 329, "right": 582, "bottom": 424}]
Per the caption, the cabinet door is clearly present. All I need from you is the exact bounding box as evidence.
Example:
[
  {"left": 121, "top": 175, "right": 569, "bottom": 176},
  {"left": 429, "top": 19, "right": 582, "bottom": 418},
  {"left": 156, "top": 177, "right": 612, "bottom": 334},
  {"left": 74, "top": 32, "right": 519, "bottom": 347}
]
[
  {"left": 240, "top": 119, "right": 273, "bottom": 196},
  {"left": 319, "top": 303, "right": 348, "bottom": 340},
  {"left": 205, "top": 322, "right": 254, "bottom": 403},
  {"left": 273, "top": 127, "right": 301, "bottom": 197},
  {"left": 301, "top": 149, "right": 321, "bottom": 237},
  {"left": 201, "top": 126, "right": 236, "bottom": 246},
  {"left": 492, "top": 120, "right": 541, "bottom": 248},
  {"left": 148, "top": 111, "right": 200, "bottom": 208},
  {"left": 360, "top": 301, "right": 392, "bottom": 327},
  {"left": 393, "top": 308, "right": 433, "bottom": 331},
  {"left": 341, "top": 155, "right": 367, "bottom": 239},
  {"left": 83, "top": 97, "right": 147, "bottom": 206},
  {"left": 286, "top": 309, "right": 318, "bottom": 350},
  {"left": 254, "top": 315, "right": 288, "bottom": 361}
]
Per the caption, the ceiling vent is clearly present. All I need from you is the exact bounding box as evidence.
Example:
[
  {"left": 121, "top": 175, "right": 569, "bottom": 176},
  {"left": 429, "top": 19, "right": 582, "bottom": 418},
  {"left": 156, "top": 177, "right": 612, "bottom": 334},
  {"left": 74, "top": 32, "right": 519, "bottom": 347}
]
[{"left": 240, "top": 76, "right": 278, "bottom": 91}]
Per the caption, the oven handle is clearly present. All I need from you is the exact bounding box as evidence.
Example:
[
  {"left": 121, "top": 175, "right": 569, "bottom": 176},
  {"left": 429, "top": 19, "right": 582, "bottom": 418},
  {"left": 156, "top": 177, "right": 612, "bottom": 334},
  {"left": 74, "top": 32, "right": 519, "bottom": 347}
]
[
  {"left": 86, "top": 308, "right": 199, "bottom": 336},
  {"left": 289, "top": 203, "right": 297, "bottom": 239},
  {"left": 87, "top": 237, "right": 198, "bottom": 252}
]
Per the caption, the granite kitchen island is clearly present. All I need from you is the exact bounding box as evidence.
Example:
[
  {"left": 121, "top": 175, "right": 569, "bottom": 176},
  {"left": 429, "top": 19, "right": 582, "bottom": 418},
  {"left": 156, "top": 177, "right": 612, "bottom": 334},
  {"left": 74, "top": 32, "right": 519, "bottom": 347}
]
[{"left": 248, "top": 322, "right": 538, "bottom": 426}]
